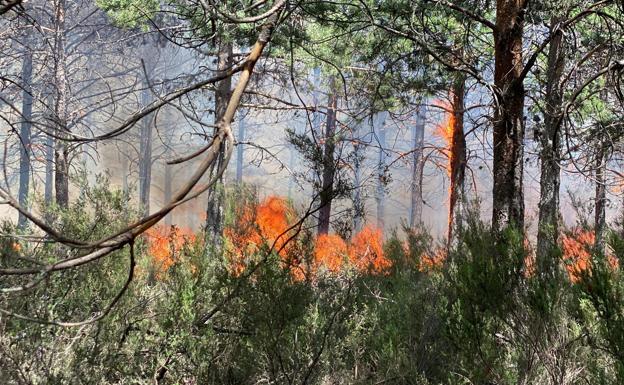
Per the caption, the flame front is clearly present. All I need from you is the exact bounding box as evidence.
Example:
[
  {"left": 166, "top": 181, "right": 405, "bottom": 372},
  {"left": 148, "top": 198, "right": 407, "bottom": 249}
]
[{"left": 144, "top": 225, "right": 196, "bottom": 278}]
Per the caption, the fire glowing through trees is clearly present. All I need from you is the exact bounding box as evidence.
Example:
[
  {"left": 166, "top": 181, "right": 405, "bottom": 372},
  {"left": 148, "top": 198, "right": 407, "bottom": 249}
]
[
  {"left": 141, "top": 197, "right": 618, "bottom": 283},
  {"left": 144, "top": 225, "right": 196, "bottom": 278},
  {"left": 223, "top": 195, "right": 393, "bottom": 279},
  {"left": 434, "top": 97, "right": 455, "bottom": 179},
  {"left": 560, "top": 228, "right": 618, "bottom": 282},
  {"left": 142, "top": 196, "right": 393, "bottom": 279}
]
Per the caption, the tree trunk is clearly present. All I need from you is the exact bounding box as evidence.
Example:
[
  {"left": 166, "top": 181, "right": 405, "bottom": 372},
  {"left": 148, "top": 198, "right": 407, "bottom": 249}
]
[
  {"left": 317, "top": 88, "right": 338, "bottom": 235},
  {"left": 353, "top": 120, "right": 365, "bottom": 232},
  {"left": 53, "top": 0, "right": 69, "bottom": 208},
  {"left": 205, "top": 42, "right": 233, "bottom": 243},
  {"left": 121, "top": 141, "right": 129, "bottom": 195},
  {"left": 536, "top": 18, "right": 565, "bottom": 265},
  {"left": 448, "top": 75, "right": 466, "bottom": 246},
  {"left": 375, "top": 111, "right": 389, "bottom": 231},
  {"left": 17, "top": 46, "right": 33, "bottom": 229},
  {"left": 45, "top": 134, "right": 54, "bottom": 207},
  {"left": 236, "top": 111, "right": 245, "bottom": 185},
  {"left": 410, "top": 102, "right": 426, "bottom": 229},
  {"left": 595, "top": 144, "right": 607, "bottom": 254},
  {"left": 492, "top": 0, "right": 527, "bottom": 230},
  {"left": 138, "top": 85, "right": 153, "bottom": 216},
  {"left": 164, "top": 159, "right": 172, "bottom": 227}
]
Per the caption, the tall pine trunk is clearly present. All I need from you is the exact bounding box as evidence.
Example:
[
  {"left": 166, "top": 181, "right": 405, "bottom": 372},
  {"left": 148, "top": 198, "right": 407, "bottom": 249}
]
[
  {"left": 164, "top": 158, "right": 172, "bottom": 226},
  {"left": 138, "top": 84, "right": 153, "bottom": 216},
  {"left": 236, "top": 111, "right": 245, "bottom": 185},
  {"left": 492, "top": 0, "right": 527, "bottom": 230},
  {"left": 537, "top": 18, "right": 565, "bottom": 265},
  {"left": 375, "top": 112, "right": 389, "bottom": 231},
  {"left": 45, "top": 134, "right": 54, "bottom": 206},
  {"left": 121, "top": 141, "right": 129, "bottom": 195},
  {"left": 53, "top": 0, "right": 69, "bottom": 208},
  {"left": 353, "top": 120, "right": 364, "bottom": 232},
  {"left": 410, "top": 102, "right": 426, "bottom": 229},
  {"left": 317, "top": 87, "right": 338, "bottom": 235},
  {"left": 448, "top": 75, "right": 466, "bottom": 246},
  {"left": 205, "top": 42, "right": 233, "bottom": 243},
  {"left": 17, "top": 46, "right": 33, "bottom": 228},
  {"left": 595, "top": 143, "right": 607, "bottom": 254}
]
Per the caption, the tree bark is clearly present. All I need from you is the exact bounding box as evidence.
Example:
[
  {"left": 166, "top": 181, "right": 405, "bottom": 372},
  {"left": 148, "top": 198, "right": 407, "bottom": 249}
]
[
  {"left": 317, "top": 87, "right": 338, "bottom": 235},
  {"left": 236, "top": 111, "right": 245, "bottom": 185},
  {"left": 205, "top": 42, "right": 233, "bottom": 243},
  {"left": 492, "top": 0, "right": 527, "bottom": 230},
  {"left": 17, "top": 45, "right": 33, "bottom": 229},
  {"left": 53, "top": 0, "right": 69, "bottom": 208},
  {"left": 353, "top": 120, "right": 365, "bottom": 232},
  {"left": 121, "top": 141, "right": 129, "bottom": 195},
  {"left": 536, "top": 18, "right": 565, "bottom": 265},
  {"left": 164, "top": 159, "right": 172, "bottom": 227},
  {"left": 595, "top": 143, "right": 607, "bottom": 254},
  {"left": 410, "top": 102, "right": 426, "bottom": 229},
  {"left": 138, "top": 84, "right": 153, "bottom": 216},
  {"left": 448, "top": 75, "right": 466, "bottom": 246},
  {"left": 375, "top": 111, "right": 389, "bottom": 231},
  {"left": 45, "top": 134, "right": 54, "bottom": 206}
]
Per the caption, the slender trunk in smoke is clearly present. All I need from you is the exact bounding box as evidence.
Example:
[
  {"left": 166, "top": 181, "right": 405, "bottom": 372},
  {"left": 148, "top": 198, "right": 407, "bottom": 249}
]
[
  {"left": 287, "top": 112, "right": 299, "bottom": 199},
  {"left": 206, "top": 42, "right": 233, "bottom": 244},
  {"left": 164, "top": 158, "right": 172, "bottom": 227},
  {"left": 317, "top": 85, "right": 338, "bottom": 235},
  {"left": 236, "top": 110, "right": 245, "bottom": 185},
  {"left": 163, "top": 107, "right": 174, "bottom": 226},
  {"left": 17, "top": 46, "right": 33, "bottom": 229},
  {"left": 311, "top": 67, "right": 322, "bottom": 136},
  {"left": 447, "top": 75, "right": 466, "bottom": 247},
  {"left": 45, "top": 134, "right": 54, "bottom": 206},
  {"left": 375, "top": 112, "right": 389, "bottom": 231},
  {"left": 311, "top": 67, "right": 322, "bottom": 202},
  {"left": 410, "top": 102, "right": 426, "bottom": 229},
  {"left": 138, "top": 84, "right": 153, "bottom": 216},
  {"left": 492, "top": 0, "right": 527, "bottom": 230},
  {"left": 53, "top": 0, "right": 69, "bottom": 208},
  {"left": 595, "top": 143, "right": 607, "bottom": 254},
  {"left": 537, "top": 18, "right": 565, "bottom": 267},
  {"left": 353, "top": 120, "right": 364, "bottom": 232},
  {"left": 121, "top": 141, "right": 129, "bottom": 195}
]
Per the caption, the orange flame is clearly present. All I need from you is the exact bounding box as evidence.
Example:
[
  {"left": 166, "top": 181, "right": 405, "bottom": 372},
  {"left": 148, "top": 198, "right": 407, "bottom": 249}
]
[
  {"left": 433, "top": 97, "right": 455, "bottom": 178},
  {"left": 313, "top": 226, "right": 391, "bottom": 275},
  {"left": 561, "top": 229, "right": 619, "bottom": 282},
  {"left": 561, "top": 229, "right": 595, "bottom": 282},
  {"left": 224, "top": 196, "right": 297, "bottom": 276},
  {"left": 349, "top": 225, "right": 391, "bottom": 274},
  {"left": 314, "top": 233, "right": 348, "bottom": 273},
  {"left": 224, "top": 196, "right": 393, "bottom": 278},
  {"left": 420, "top": 247, "right": 446, "bottom": 272},
  {"left": 144, "top": 225, "right": 196, "bottom": 278}
]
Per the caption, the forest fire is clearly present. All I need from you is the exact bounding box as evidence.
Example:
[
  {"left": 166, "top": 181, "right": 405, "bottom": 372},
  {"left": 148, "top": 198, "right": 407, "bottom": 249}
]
[
  {"left": 314, "top": 233, "right": 348, "bottom": 273},
  {"left": 420, "top": 247, "right": 446, "bottom": 271},
  {"left": 561, "top": 229, "right": 595, "bottom": 281},
  {"left": 434, "top": 97, "right": 455, "bottom": 178},
  {"left": 434, "top": 92, "right": 466, "bottom": 245},
  {"left": 561, "top": 228, "right": 618, "bottom": 282},
  {"left": 144, "top": 225, "right": 196, "bottom": 277},
  {"left": 223, "top": 196, "right": 392, "bottom": 277},
  {"left": 224, "top": 195, "right": 295, "bottom": 275},
  {"left": 349, "top": 225, "right": 391, "bottom": 273}
]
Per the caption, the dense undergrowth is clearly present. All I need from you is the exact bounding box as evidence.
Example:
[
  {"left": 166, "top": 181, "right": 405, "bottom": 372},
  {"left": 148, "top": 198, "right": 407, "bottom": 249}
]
[{"left": 2, "top": 184, "right": 624, "bottom": 384}]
